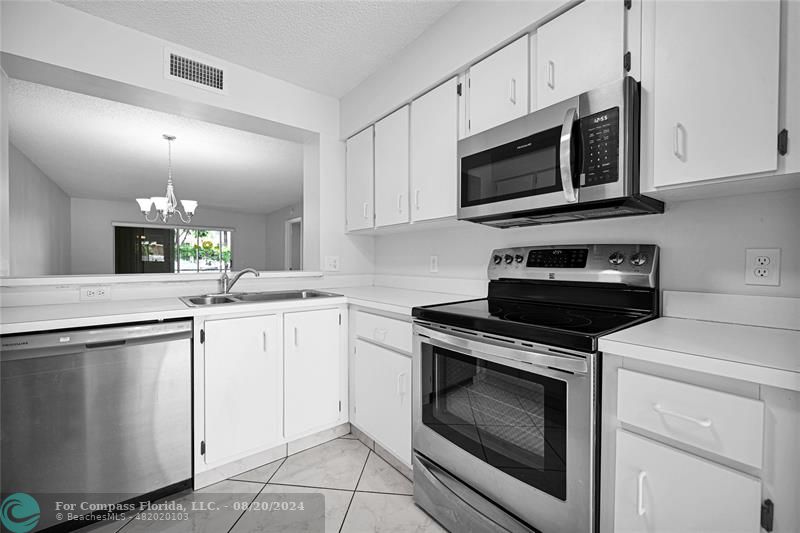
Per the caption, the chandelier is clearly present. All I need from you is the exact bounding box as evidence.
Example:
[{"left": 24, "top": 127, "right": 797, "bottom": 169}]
[{"left": 136, "top": 134, "right": 198, "bottom": 223}]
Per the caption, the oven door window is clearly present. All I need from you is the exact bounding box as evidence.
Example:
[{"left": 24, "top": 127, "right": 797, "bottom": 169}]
[
  {"left": 420, "top": 343, "right": 567, "bottom": 500},
  {"left": 461, "top": 126, "right": 566, "bottom": 207}
]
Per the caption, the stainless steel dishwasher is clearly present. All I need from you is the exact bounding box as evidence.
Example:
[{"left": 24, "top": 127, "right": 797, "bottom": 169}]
[{"left": 1, "top": 319, "right": 193, "bottom": 531}]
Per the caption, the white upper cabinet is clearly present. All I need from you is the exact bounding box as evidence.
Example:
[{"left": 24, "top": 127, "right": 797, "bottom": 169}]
[
  {"left": 536, "top": 0, "right": 624, "bottom": 109},
  {"left": 410, "top": 77, "right": 459, "bottom": 222},
  {"left": 613, "top": 430, "right": 762, "bottom": 533},
  {"left": 650, "top": 0, "right": 780, "bottom": 187},
  {"left": 284, "top": 308, "right": 342, "bottom": 438},
  {"left": 468, "top": 35, "right": 529, "bottom": 136},
  {"left": 346, "top": 126, "right": 374, "bottom": 231},
  {"left": 204, "top": 315, "right": 282, "bottom": 465},
  {"left": 374, "top": 106, "right": 410, "bottom": 228}
]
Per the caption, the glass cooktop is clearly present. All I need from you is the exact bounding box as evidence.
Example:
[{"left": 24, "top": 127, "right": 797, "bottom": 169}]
[{"left": 413, "top": 297, "right": 654, "bottom": 353}]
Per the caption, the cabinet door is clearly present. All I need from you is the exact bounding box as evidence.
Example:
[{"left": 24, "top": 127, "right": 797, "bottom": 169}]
[
  {"left": 536, "top": 0, "right": 624, "bottom": 108},
  {"left": 346, "top": 126, "right": 374, "bottom": 231},
  {"left": 284, "top": 308, "right": 342, "bottom": 438},
  {"left": 651, "top": 0, "right": 780, "bottom": 186},
  {"left": 204, "top": 315, "right": 282, "bottom": 464},
  {"left": 375, "top": 106, "right": 410, "bottom": 227},
  {"left": 354, "top": 340, "right": 411, "bottom": 465},
  {"left": 410, "top": 77, "right": 458, "bottom": 222},
  {"left": 613, "top": 430, "right": 761, "bottom": 533},
  {"left": 468, "top": 35, "right": 529, "bottom": 136}
]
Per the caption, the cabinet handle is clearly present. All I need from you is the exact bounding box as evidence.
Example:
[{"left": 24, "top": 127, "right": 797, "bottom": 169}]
[
  {"left": 362, "top": 202, "right": 368, "bottom": 219},
  {"left": 373, "top": 328, "right": 387, "bottom": 342},
  {"left": 653, "top": 403, "right": 712, "bottom": 427},
  {"left": 673, "top": 123, "right": 685, "bottom": 161},
  {"left": 508, "top": 78, "right": 517, "bottom": 105},
  {"left": 397, "top": 372, "right": 408, "bottom": 396},
  {"left": 546, "top": 60, "right": 555, "bottom": 89},
  {"left": 397, "top": 193, "right": 403, "bottom": 213},
  {"left": 293, "top": 327, "right": 299, "bottom": 347},
  {"left": 637, "top": 471, "right": 647, "bottom": 516},
  {"left": 262, "top": 331, "right": 267, "bottom": 352},
  {"left": 415, "top": 189, "right": 421, "bottom": 210}
]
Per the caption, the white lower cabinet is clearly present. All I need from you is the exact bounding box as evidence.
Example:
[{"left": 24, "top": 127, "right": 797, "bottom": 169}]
[
  {"left": 204, "top": 314, "right": 282, "bottom": 465},
  {"left": 354, "top": 339, "right": 411, "bottom": 465},
  {"left": 614, "top": 430, "right": 762, "bottom": 533},
  {"left": 284, "top": 308, "right": 343, "bottom": 438}
]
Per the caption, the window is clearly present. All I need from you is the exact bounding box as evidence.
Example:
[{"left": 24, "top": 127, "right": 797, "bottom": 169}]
[{"left": 115, "top": 226, "right": 233, "bottom": 274}]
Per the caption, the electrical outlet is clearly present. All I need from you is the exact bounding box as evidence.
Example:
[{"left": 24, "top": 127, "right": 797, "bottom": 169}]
[
  {"left": 745, "top": 248, "right": 780, "bottom": 286},
  {"left": 430, "top": 255, "right": 439, "bottom": 273},
  {"left": 324, "top": 256, "right": 340, "bottom": 272},
  {"left": 80, "top": 285, "right": 111, "bottom": 301}
]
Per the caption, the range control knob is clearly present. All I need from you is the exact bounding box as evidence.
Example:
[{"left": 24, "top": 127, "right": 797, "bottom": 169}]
[
  {"left": 608, "top": 251, "right": 625, "bottom": 266},
  {"left": 493, "top": 254, "right": 503, "bottom": 265},
  {"left": 515, "top": 254, "right": 524, "bottom": 263},
  {"left": 630, "top": 253, "right": 648, "bottom": 267},
  {"left": 504, "top": 254, "right": 514, "bottom": 265}
]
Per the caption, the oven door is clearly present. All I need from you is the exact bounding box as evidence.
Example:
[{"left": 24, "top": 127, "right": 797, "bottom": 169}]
[
  {"left": 458, "top": 95, "right": 581, "bottom": 221},
  {"left": 413, "top": 324, "right": 597, "bottom": 533}
]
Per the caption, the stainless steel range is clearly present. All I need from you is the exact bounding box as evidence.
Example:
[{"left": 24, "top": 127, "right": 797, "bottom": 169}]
[{"left": 411, "top": 244, "right": 659, "bottom": 533}]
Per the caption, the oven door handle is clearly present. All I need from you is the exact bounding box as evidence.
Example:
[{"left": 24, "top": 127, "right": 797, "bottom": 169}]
[
  {"left": 417, "top": 326, "right": 588, "bottom": 375},
  {"left": 559, "top": 107, "right": 579, "bottom": 204}
]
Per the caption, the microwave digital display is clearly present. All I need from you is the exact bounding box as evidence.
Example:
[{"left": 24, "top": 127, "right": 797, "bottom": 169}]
[{"left": 580, "top": 107, "right": 620, "bottom": 186}]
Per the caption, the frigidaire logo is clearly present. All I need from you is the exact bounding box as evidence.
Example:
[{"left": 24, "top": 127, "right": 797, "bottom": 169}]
[
  {"left": 593, "top": 114, "right": 608, "bottom": 123},
  {"left": 1, "top": 341, "right": 28, "bottom": 348},
  {"left": 1, "top": 493, "right": 40, "bottom": 533}
]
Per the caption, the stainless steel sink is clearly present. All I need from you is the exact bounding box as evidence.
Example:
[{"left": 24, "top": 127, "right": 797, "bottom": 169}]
[
  {"left": 184, "top": 294, "right": 239, "bottom": 306},
  {"left": 181, "top": 289, "right": 340, "bottom": 307},
  {"left": 235, "top": 290, "right": 334, "bottom": 302}
]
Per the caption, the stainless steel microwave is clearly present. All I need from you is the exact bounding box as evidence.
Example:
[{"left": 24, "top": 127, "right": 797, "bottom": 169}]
[{"left": 458, "top": 77, "right": 663, "bottom": 227}]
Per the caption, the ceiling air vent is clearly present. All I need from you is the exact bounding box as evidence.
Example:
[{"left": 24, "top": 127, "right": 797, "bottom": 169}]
[{"left": 165, "top": 50, "right": 226, "bottom": 93}]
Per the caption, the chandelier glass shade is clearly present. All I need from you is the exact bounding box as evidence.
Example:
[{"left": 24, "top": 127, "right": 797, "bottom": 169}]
[{"left": 136, "top": 135, "right": 198, "bottom": 223}]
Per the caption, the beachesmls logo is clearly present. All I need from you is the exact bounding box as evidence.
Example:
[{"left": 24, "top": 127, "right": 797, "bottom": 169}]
[{"left": 0, "top": 493, "right": 40, "bottom": 533}]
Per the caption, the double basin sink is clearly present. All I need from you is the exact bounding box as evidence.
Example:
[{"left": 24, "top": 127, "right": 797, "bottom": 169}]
[{"left": 181, "top": 289, "right": 341, "bottom": 307}]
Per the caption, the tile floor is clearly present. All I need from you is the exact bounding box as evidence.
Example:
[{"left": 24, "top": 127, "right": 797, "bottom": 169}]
[{"left": 85, "top": 434, "right": 445, "bottom": 533}]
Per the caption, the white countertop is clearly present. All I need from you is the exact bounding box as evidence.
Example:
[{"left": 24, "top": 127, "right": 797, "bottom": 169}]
[
  {"left": 0, "top": 286, "right": 473, "bottom": 334},
  {"left": 331, "top": 286, "right": 476, "bottom": 315},
  {"left": 600, "top": 317, "right": 800, "bottom": 392}
]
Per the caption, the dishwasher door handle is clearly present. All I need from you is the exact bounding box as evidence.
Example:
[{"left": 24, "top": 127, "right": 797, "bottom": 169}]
[{"left": 1, "top": 320, "right": 193, "bottom": 361}]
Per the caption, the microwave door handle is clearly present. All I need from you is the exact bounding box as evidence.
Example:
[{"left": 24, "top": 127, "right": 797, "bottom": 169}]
[{"left": 559, "top": 107, "right": 579, "bottom": 203}]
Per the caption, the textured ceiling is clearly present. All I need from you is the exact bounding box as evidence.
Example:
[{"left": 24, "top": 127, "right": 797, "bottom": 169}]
[
  {"left": 8, "top": 79, "right": 303, "bottom": 215},
  {"left": 55, "top": 0, "right": 459, "bottom": 97}
]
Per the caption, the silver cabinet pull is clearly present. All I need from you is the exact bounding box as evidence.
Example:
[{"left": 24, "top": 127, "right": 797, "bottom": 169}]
[
  {"left": 559, "top": 107, "right": 579, "bottom": 203},
  {"left": 293, "top": 327, "right": 299, "bottom": 347},
  {"left": 637, "top": 471, "right": 647, "bottom": 516},
  {"left": 653, "top": 403, "right": 712, "bottom": 427},
  {"left": 415, "top": 189, "right": 421, "bottom": 210},
  {"left": 262, "top": 331, "right": 267, "bottom": 352},
  {"left": 673, "top": 123, "right": 685, "bottom": 160},
  {"left": 508, "top": 78, "right": 517, "bottom": 104},
  {"left": 546, "top": 60, "right": 555, "bottom": 89},
  {"left": 362, "top": 202, "right": 368, "bottom": 219},
  {"left": 397, "top": 372, "right": 407, "bottom": 396},
  {"left": 397, "top": 193, "right": 403, "bottom": 213}
]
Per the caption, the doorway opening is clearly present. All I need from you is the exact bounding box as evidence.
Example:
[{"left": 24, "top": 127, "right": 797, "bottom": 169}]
[{"left": 285, "top": 217, "right": 303, "bottom": 270}]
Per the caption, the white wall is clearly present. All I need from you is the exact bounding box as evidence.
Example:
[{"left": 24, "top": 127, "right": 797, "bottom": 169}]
[
  {"left": 375, "top": 190, "right": 800, "bottom": 297},
  {"left": 70, "top": 198, "right": 270, "bottom": 275},
  {"left": 340, "top": 0, "right": 572, "bottom": 137},
  {"left": 264, "top": 201, "right": 303, "bottom": 270},
  {"left": 0, "top": 68, "right": 9, "bottom": 276},
  {"left": 1, "top": 1, "right": 374, "bottom": 275},
  {"left": 8, "top": 143, "right": 71, "bottom": 275}
]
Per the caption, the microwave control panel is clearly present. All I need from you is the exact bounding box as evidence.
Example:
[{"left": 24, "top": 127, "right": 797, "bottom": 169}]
[{"left": 580, "top": 107, "right": 620, "bottom": 186}]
